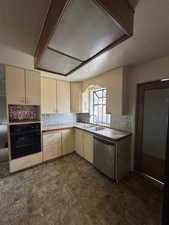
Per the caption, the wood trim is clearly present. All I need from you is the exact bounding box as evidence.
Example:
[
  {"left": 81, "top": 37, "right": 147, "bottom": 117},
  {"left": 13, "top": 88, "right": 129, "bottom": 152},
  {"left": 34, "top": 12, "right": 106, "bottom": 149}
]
[
  {"left": 162, "top": 112, "right": 169, "bottom": 224},
  {"left": 34, "top": 0, "right": 71, "bottom": 67},
  {"left": 48, "top": 47, "right": 83, "bottom": 62},
  {"left": 135, "top": 79, "right": 169, "bottom": 173},
  {"left": 94, "top": 0, "right": 134, "bottom": 35},
  {"left": 36, "top": 35, "right": 128, "bottom": 76},
  {"left": 34, "top": 0, "right": 134, "bottom": 76}
]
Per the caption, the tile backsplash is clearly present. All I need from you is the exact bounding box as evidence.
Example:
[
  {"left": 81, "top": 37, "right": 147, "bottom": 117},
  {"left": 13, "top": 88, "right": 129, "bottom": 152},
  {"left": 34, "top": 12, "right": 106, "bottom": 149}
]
[
  {"left": 111, "top": 115, "right": 131, "bottom": 132},
  {"left": 76, "top": 113, "right": 90, "bottom": 123},
  {"left": 42, "top": 113, "right": 76, "bottom": 126},
  {"left": 41, "top": 112, "right": 131, "bottom": 132},
  {"left": 9, "top": 105, "right": 40, "bottom": 122}
]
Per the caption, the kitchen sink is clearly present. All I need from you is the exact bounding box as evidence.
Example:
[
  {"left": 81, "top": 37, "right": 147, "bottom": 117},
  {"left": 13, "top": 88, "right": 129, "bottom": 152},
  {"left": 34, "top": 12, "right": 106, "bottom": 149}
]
[{"left": 87, "top": 126, "right": 104, "bottom": 131}]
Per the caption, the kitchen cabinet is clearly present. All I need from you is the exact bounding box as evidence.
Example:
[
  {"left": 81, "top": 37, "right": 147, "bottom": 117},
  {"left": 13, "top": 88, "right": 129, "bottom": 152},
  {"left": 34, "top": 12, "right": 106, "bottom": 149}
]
[
  {"left": 70, "top": 82, "right": 82, "bottom": 113},
  {"left": 41, "top": 77, "right": 57, "bottom": 114},
  {"left": 106, "top": 67, "right": 129, "bottom": 115},
  {"left": 75, "top": 128, "right": 94, "bottom": 163},
  {"left": 61, "top": 129, "right": 74, "bottom": 155},
  {"left": 57, "top": 80, "right": 70, "bottom": 113},
  {"left": 75, "top": 129, "right": 84, "bottom": 157},
  {"left": 10, "top": 152, "right": 43, "bottom": 173},
  {"left": 6, "top": 65, "right": 41, "bottom": 105},
  {"left": 6, "top": 65, "right": 25, "bottom": 105},
  {"left": 83, "top": 132, "right": 94, "bottom": 163},
  {"left": 43, "top": 130, "right": 62, "bottom": 161},
  {"left": 25, "top": 70, "right": 41, "bottom": 105}
]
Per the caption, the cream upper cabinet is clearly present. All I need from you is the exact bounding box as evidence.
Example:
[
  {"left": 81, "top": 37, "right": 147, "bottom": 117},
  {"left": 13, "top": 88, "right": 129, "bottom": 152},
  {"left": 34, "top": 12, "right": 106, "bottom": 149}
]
[
  {"left": 83, "top": 132, "right": 94, "bottom": 163},
  {"left": 6, "top": 65, "right": 25, "bottom": 105},
  {"left": 70, "top": 82, "right": 82, "bottom": 113},
  {"left": 106, "top": 67, "right": 129, "bottom": 115},
  {"left": 25, "top": 70, "right": 41, "bottom": 105},
  {"left": 41, "top": 77, "right": 57, "bottom": 114},
  {"left": 6, "top": 65, "right": 41, "bottom": 105},
  {"left": 62, "top": 129, "right": 74, "bottom": 155},
  {"left": 57, "top": 80, "right": 70, "bottom": 113},
  {"left": 75, "top": 129, "right": 84, "bottom": 157},
  {"left": 43, "top": 131, "right": 62, "bottom": 161}
]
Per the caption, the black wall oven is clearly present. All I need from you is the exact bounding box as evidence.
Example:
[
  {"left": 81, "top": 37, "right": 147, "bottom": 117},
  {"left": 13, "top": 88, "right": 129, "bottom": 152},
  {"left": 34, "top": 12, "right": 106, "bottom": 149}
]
[{"left": 10, "top": 123, "right": 41, "bottom": 159}]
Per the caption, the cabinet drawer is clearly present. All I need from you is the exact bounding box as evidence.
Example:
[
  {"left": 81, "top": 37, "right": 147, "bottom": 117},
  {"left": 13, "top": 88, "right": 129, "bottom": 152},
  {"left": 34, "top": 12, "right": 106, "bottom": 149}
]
[{"left": 10, "top": 152, "right": 42, "bottom": 173}]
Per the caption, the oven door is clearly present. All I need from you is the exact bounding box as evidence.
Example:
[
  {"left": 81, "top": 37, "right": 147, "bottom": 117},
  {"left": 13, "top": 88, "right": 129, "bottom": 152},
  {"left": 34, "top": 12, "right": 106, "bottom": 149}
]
[{"left": 10, "top": 124, "right": 41, "bottom": 159}]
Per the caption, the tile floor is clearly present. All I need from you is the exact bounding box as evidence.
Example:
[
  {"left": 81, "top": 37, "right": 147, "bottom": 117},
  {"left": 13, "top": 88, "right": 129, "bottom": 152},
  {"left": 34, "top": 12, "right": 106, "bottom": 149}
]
[{"left": 0, "top": 153, "right": 163, "bottom": 225}]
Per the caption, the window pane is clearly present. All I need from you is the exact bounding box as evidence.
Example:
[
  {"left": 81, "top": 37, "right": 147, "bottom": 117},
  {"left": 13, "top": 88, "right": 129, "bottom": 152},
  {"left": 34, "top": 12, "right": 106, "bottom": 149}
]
[
  {"left": 90, "top": 88, "right": 110, "bottom": 126},
  {"left": 94, "top": 92, "right": 99, "bottom": 104},
  {"left": 95, "top": 90, "right": 102, "bottom": 98},
  {"left": 103, "top": 89, "right": 106, "bottom": 97}
]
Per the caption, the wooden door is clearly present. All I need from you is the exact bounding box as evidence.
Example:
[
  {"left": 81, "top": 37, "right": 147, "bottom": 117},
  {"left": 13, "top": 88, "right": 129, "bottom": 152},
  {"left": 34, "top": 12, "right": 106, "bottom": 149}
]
[
  {"left": 25, "top": 70, "right": 41, "bottom": 105},
  {"left": 135, "top": 80, "right": 169, "bottom": 182},
  {"left": 43, "top": 131, "right": 62, "bottom": 161},
  {"left": 6, "top": 65, "right": 25, "bottom": 104},
  {"left": 162, "top": 114, "right": 169, "bottom": 224},
  {"left": 62, "top": 129, "right": 74, "bottom": 155},
  {"left": 57, "top": 80, "right": 70, "bottom": 113},
  {"left": 41, "top": 77, "right": 57, "bottom": 114},
  {"left": 75, "top": 129, "right": 84, "bottom": 157},
  {"left": 83, "top": 132, "right": 94, "bottom": 163}
]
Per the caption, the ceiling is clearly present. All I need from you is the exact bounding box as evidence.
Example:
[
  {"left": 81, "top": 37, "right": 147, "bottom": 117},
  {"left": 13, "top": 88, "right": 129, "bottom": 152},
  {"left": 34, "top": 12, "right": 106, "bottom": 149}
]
[
  {"left": 0, "top": 0, "right": 51, "bottom": 54},
  {"left": 68, "top": 0, "right": 169, "bottom": 81},
  {"left": 0, "top": 0, "right": 169, "bottom": 81}
]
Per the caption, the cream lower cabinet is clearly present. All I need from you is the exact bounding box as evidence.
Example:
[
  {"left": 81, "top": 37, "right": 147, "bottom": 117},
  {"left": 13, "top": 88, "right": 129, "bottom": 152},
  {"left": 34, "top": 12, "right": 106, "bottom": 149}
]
[
  {"left": 61, "top": 129, "right": 74, "bottom": 155},
  {"left": 43, "top": 131, "right": 62, "bottom": 161},
  {"left": 75, "top": 129, "right": 94, "bottom": 163},
  {"left": 83, "top": 132, "right": 94, "bottom": 163},
  {"left": 75, "top": 129, "right": 84, "bottom": 158}
]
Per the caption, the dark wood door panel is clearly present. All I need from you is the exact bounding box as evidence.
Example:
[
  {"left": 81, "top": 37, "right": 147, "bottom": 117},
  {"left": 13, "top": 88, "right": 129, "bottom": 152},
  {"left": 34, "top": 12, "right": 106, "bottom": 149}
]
[{"left": 142, "top": 153, "right": 165, "bottom": 182}]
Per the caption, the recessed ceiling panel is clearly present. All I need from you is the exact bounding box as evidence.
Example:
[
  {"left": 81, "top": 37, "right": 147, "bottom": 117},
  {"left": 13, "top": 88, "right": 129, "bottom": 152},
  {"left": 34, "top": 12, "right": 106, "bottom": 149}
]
[
  {"left": 48, "top": 0, "right": 124, "bottom": 61},
  {"left": 39, "top": 48, "right": 81, "bottom": 74}
]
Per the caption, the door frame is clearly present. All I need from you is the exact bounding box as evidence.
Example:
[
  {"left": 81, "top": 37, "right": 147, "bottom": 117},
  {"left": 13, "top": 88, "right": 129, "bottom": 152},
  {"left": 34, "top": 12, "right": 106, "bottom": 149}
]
[
  {"left": 135, "top": 79, "right": 169, "bottom": 172},
  {"left": 162, "top": 114, "right": 169, "bottom": 224}
]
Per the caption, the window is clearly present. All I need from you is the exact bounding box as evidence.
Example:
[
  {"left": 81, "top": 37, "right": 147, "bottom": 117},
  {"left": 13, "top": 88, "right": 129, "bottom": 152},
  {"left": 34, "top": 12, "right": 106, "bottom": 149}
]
[{"left": 89, "top": 88, "right": 111, "bottom": 126}]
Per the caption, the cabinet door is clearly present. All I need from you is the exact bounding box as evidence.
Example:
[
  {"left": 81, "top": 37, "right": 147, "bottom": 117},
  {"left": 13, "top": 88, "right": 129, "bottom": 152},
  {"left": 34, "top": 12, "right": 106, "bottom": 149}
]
[
  {"left": 75, "top": 129, "right": 84, "bottom": 157},
  {"left": 70, "top": 82, "right": 82, "bottom": 113},
  {"left": 62, "top": 129, "right": 74, "bottom": 155},
  {"left": 25, "top": 70, "right": 41, "bottom": 105},
  {"left": 57, "top": 80, "right": 70, "bottom": 113},
  {"left": 6, "top": 65, "right": 25, "bottom": 104},
  {"left": 83, "top": 132, "right": 94, "bottom": 163},
  {"left": 41, "top": 77, "right": 57, "bottom": 114},
  {"left": 43, "top": 131, "right": 62, "bottom": 161}
]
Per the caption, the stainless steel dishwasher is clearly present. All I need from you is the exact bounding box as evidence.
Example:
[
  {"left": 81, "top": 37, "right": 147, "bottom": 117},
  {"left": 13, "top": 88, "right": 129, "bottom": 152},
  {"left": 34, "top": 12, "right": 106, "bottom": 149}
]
[{"left": 94, "top": 136, "right": 116, "bottom": 180}]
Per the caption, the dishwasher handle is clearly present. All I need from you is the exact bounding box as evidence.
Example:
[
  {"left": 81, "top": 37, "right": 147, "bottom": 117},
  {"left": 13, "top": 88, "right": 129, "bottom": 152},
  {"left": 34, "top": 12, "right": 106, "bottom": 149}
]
[{"left": 94, "top": 136, "right": 114, "bottom": 146}]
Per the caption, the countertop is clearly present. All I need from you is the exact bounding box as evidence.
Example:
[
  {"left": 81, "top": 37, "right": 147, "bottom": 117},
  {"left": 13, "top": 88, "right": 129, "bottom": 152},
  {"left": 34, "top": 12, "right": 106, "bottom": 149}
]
[{"left": 42, "top": 122, "right": 131, "bottom": 141}]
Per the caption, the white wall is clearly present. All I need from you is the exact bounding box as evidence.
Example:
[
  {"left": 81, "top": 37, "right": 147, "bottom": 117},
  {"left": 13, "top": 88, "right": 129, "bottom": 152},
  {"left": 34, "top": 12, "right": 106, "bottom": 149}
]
[
  {"left": 128, "top": 55, "right": 169, "bottom": 170},
  {"left": 0, "top": 44, "right": 34, "bottom": 70},
  {"left": 0, "top": 44, "right": 69, "bottom": 81}
]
